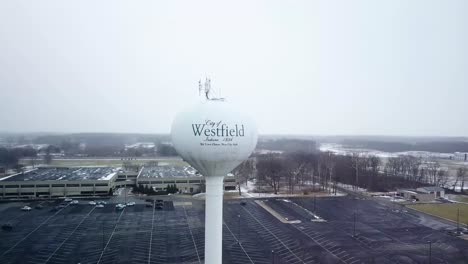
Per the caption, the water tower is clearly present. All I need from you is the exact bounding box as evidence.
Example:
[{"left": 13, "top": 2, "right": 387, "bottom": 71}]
[{"left": 171, "top": 79, "right": 257, "bottom": 264}]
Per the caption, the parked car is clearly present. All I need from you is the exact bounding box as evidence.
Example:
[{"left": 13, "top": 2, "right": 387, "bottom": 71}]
[
  {"left": 126, "top": 202, "right": 136, "bottom": 206},
  {"left": 97, "top": 201, "right": 107, "bottom": 205},
  {"left": 240, "top": 201, "right": 247, "bottom": 206},
  {"left": 21, "top": 206, "right": 32, "bottom": 211},
  {"left": 115, "top": 204, "right": 126, "bottom": 210},
  {"left": 95, "top": 204, "right": 104, "bottom": 208},
  {"left": 64, "top": 198, "right": 73, "bottom": 202},
  {"left": 145, "top": 203, "right": 153, "bottom": 208},
  {"left": 35, "top": 204, "right": 44, "bottom": 209},
  {"left": 447, "top": 230, "right": 463, "bottom": 237},
  {"left": 461, "top": 227, "right": 468, "bottom": 234},
  {"left": 145, "top": 199, "right": 153, "bottom": 203},
  {"left": 155, "top": 205, "right": 163, "bottom": 210},
  {"left": 88, "top": 201, "right": 96, "bottom": 206},
  {"left": 70, "top": 200, "right": 79, "bottom": 205},
  {"left": 1, "top": 223, "right": 13, "bottom": 231}
]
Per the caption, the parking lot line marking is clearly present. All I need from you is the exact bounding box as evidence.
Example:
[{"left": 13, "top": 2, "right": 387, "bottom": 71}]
[
  {"left": 147, "top": 200, "right": 156, "bottom": 264},
  {"left": 241, "top": 206, "right": 306, "bottom": 264},
  {"left": 0, "top": 204, "right": 69, "bottom": 257},
  {"left": 97, "top": 208, "right": 126, "bottom": 264},
  {"left": 223, "top": 221, "right": 254, "bottom": 264},
  {"left": 44, "top": 206, "right": 96, "bottom": 264},
  {"left": 293, "top": 225, "right": 347, "bottom": 264},
  {"left": 182, "top": 205, "right": 201, "bottom": 264},
  {"left": 4, "top": 211, "right": 26, "bottom": 224}
]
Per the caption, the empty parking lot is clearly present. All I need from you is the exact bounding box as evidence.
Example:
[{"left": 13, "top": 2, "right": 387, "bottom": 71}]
[{"left": 1, "top": 196, "right": 468, "bottom": 263}]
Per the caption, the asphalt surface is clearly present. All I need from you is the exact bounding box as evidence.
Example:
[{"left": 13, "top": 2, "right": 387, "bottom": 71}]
[{"left": 0, "top": 195, "right": 467, "bottom": 264}]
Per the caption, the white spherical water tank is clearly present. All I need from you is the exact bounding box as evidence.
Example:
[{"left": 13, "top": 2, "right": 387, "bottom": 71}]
[{"left": 171, "top": 99, "right": 257, "bottom": 264}]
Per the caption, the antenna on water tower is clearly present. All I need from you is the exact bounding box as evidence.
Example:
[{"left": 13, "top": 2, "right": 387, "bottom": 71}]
[
  {"left": 198, "top": 80, "right": 203, "bottom": 96},
  {"left": 205, "top": 77, "right": 211, "bottom": 99},
  {"left": 199, "top": 78, "right": 224, "bottom": 101}
]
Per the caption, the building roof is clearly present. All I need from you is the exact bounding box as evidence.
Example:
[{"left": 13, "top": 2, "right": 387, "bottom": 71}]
[
  {"left": 139, "top": 166, "right": 198, "bottom": 179},
  {"left": 417, "top": 186, "right": 444, "bottom": 193},
  {"left": 398, "top": 189, "right": 429, "bottom": 194},
  {"left": 0, "top": 167, "right": 118, "bottom": 182}
]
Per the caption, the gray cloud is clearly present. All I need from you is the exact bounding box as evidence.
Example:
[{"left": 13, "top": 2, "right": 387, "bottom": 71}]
[{"left": 0, "top": 0, "right": 466, "bottom": 136}]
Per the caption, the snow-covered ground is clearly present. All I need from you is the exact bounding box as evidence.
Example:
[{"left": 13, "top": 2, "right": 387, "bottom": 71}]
[
  {"left": 321, "top": 143, "right": 468, "bottom": 193},
  {"left": 98, "top": 171, "right": 118, "bottom": 180},
  {"left": 239, "top": 180, "right": 346, "bottom": 198},
  {"left": 320, "top": 143, "right": 455, "bottom": 159},
  {"left": 193, "top": 180, "right": 346, "bottom": 199}
]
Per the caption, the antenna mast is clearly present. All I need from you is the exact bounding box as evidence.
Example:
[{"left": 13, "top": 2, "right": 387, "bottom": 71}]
[
  {"left": 198, "top": 80, "right": 202, "bottom": 96},
  {"left": 197, "top": 78, "right": 224, "bottom": 101},
  {"left": 204, "top": 77, "right": 211, "bottom": 100}
]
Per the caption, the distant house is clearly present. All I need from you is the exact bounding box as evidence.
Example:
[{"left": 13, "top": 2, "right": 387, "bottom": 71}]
[
  {"left": 453, "top": 152, "right": 468, "bottom": 161},
  {"left": 397, "top": 186, "right": 444, "bottom": 202},
  {"left": 416, "top": 186, "right": 445, "bottom": 198}
]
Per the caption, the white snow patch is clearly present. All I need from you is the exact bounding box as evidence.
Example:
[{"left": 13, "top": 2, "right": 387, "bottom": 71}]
[{"left": 99, "top": 172, "right": 117, "bottom": 181}]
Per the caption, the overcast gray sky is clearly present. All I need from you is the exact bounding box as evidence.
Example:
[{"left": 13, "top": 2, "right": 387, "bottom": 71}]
[{"left": 0, "top": 0, "right": 466, "bottom": 136}]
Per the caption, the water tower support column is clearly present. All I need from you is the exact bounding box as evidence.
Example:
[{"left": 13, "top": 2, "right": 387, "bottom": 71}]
[{"left": 204, "top": 176, "right": 224, "bottom": 264}]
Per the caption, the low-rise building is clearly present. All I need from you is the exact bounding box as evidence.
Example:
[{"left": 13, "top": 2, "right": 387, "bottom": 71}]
[
  {"left": 416, "top": 186, "right": 445, "bottom": 198},
  {"left": 453, "top": 152, "right": 468, "bottom": 161},
  {"left": 397, "top": 186, "right": 445, "bottom": 202},
  {"left": 0, "top": 164, "right": 239, "bottom": 199},
  {"left": 0, "top": 167, "right": 118, "bottom": 199},
  {"left": 136, "top": 166, "right": 237, "bottom": 193}
]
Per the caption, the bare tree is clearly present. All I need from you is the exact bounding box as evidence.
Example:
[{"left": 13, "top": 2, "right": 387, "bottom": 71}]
[
  {"left": 256, "top": 155, "right": 285, "bottom": 194},
  {"left": 30, "top": 156, "right": 37, "bottom": 168},
  {"left": 456, "top": 167, "right": 467, "bottom": 193},
  {"left": 419, "top": 167, "right": 427, "bottom": 183},
  {"left": 325, "top": 154, "right": 335, "bottom": 193},
  {"left": 44, "top": 148, "right": 53, "bottom": 165},
  {"left": 366, "top": 155, "right": 381, "bottom": 189},
  {"left": 232, "top": 159, "right": 255, "bottom": 195},
  {"left": 436, "top": 169, "right": 448, "bottom": 187},
  {"left": 14, "top": 164, "right": 24, "bottom": 174},
  {"left": 408, "top": 157, "right": 421, "bottom": 183},
  {"left": 386, "top": 157, "right": 400, "bottom": 177},
  {"left": 351, "top": 153, "right": 365, "bottom": 190},
  {"left": 319, "top": 152, "right": 335, "bottom": 191},
  {"left": 287, "top": 152, "right": 317, "bottom": 188},
  {"left": 426, "top": 161, "right": 440, "bottom": 184}
]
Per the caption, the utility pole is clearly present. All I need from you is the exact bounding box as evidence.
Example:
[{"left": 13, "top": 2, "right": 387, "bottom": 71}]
[
  {"left": 428, "top": 240, "right": 432, "bottom": 264},
  {"left": 353, "top": 211, "right": 357, "bottom": 237},
  {"left": 313, "top": 195, "right": 316, "bottom": 214},
  {"left": 238, "top": 214, "right": 241, "bottom": 244},
  {"left": 102, "top": 224, "right": 105, "bottom": 250}
]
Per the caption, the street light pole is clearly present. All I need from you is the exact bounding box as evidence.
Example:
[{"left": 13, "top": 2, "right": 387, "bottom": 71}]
[
  {"left": 353, "top": 211, "right": 356, "bottom": 237},
  {"left": 102, "top": 224, "right": 105, "bottom": 250},
  {"left": 428, "top": 240, "right": 432, "bottom": 264},
  {"left": 238, "top": 214, "right": 241, "bottom": 244},
  {"left": 313, "top": 195, "right": 316, "bottom": 214}
]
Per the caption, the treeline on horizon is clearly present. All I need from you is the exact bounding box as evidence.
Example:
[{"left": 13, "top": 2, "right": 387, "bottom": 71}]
[
  {"left": 341, "top": 139, "right": 468, "bottom": 153},
  {"left": 1, "top": 133, "right": 468, "bottom": 153}
]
